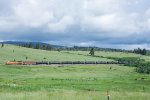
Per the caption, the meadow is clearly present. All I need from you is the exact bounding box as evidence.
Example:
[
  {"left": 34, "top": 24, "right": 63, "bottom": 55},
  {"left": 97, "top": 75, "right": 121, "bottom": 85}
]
[
  {"left": 0, "top": 45, "right": 112, "bottom": 64},
  {"left": 68, "top": 51, "right": 150, "bottom": 61},
  {"left": 0, "top": 45, "right": 150, "bottom": 100},
  {"left": 0, "top": 65, "right": 150, "bottom": 100}
]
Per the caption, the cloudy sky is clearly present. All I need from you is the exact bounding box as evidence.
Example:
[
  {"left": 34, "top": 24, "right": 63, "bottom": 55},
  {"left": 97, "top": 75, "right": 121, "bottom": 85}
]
[{"left": 0, "top": 0, "right": 150, "bottom": 49}]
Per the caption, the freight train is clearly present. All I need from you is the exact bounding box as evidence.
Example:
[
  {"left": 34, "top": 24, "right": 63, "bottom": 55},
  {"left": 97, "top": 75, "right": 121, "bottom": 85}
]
[{"left": 6, "top": 61, "right": 126, "bottom": 65}]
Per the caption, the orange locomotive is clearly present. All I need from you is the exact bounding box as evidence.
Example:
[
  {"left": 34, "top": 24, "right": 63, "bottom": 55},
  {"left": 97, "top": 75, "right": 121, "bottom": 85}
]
[
  {"left": 6, "top": 61, "right": 36, "bottom": 65},
  {"left": 6, "top": 61, "right": 23, "bottom": 65}
]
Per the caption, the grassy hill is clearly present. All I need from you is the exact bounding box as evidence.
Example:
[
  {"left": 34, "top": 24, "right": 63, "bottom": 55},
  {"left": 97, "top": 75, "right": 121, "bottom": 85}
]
[
  {"left": 68, "top": 51, "right": 150, "bottom": 61},
  {"left": 0, "top": 44, "right": 150, "bottom": 100},
  {"left": 0, "top": 44, "right": 112, "bottom": 64},
  {"left": 1, "top": 44, "right": 150, "bottom": 65}
]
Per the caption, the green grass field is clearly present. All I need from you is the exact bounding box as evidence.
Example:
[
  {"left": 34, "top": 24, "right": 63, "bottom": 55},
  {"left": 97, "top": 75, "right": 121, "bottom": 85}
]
[
  {"left": 68, "top": 51, "right": 150, "bottom": 61},
  {"left": 0, "top": 65, "right": 150, "bottom": 100},
  {"left": 0, "top": 45, "right": 150, "bottom": 100},
  {"left": 0, "top": 45, "right": 112, "bottom": 64}
]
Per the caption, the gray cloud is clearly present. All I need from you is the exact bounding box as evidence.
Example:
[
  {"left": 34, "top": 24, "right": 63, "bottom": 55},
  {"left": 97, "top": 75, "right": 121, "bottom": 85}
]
[{"left": 0, "top": 0, "right": 150, "bottom": 49}]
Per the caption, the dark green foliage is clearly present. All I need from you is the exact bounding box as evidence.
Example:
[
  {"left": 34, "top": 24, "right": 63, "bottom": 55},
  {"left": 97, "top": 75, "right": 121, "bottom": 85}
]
[
  {"left": 42, "top": 44, "right": 46, "bottom": 50},
  {"left": 142, "top": 49, "right": 147, "bottom": 55},
  {"left": 46, "top": 44, "right": 52, "bottom": 50},
  {"left": 89, "top": 48, "right": 95, "bottom": 56},
  {"left": 113, "top": 57, "right": 142, "bottom": 66},
  {"left": 28, "top": 43, "right": 33, "bottom": 48},
  {"left": 1, "top": 43, "right": 4, "bottom": 48},
  {"left": 24, "top": 43, "right": 27, "bottom": 48},
  {"left": 70, "top": 46, "right": 132, "bottom": 52},
  {"left": 19, "top": 42, "right": 54, "bottom": 50},
  {"left": 35, "top": 43, "right": 40, "bottom": 49},
  {"left": 109, "top": 57, "right": 150, "bottom": 74},
  {"left": 26, "top": 56, "right": 28, "bottom": 60},
  {"left": 136, "top": 62, "right": 150, "bottom": 74},
  {"left": 21, "top": 42, "right": 33, "bottom": 48},
  {"left": 57, "top": 49, "right": 61, "bottom": 52},
  {"left": 133, "top": 48, "right": 147, "bottom": 55},
  {"left": 43, "top": 57, "right": 47, "bottom": 59}
]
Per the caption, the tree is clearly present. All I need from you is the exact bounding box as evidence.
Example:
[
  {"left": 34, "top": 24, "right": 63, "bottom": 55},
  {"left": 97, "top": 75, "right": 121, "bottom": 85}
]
[
  {"left": 133, "top": 48, "right": 147, "bottom": 55},
  {"left": 137, "top": 48, "right": 142, "bottom": 54},
  {"left": 142, "top": 48, "right": 147, "bottom": 55},
  {"left": 42, "top": 44, "right": 46, "bottom": 50},
  {"left": 136, "top": 62, "right": 150, "bottom": 74},
  {"left": 28, "top": 43, "right": 33, "bottom": 48},
  {"left": 1, "top": 43, "right": 4, "bottom": 48},
  {"left": 46, "top": 44, "right": 52, "bottom": 50},
  {"left": 23, "top": 43, "right": 28, "bottom": 48},
  {"left": 57, "top": 49, "right": 61, "bottom": 52},
  {"left": 26, "top": 56, "right": 28, "bottom": 60},
  {"left": 89, "top": 48, "right": 95, "bottom": 56},
  {"left": 35, "top": 43, "right": 40, "bottom": 49}
]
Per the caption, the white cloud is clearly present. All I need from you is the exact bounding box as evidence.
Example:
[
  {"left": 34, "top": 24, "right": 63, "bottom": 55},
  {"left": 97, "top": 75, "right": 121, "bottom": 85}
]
[
  {"left": 0, "top": 0, "right": 150, "bottom": 49},
  {"left": 0, "top": 16, "right": 19, "bottom": 31},
  {"left": 1, "top": 0, "right": 149, "bottom": 34},
  {"left": 81, "top": 13, "right": 143, "bottom": 37},
  {"left": 99, "top": 44, "right": 150, "bottom": 50},
  {"left": 13, "top": 0, "right": 54, "bottom": 27},
  {"left": 47, "top": 16, "right": 74, "bottom": 33}
]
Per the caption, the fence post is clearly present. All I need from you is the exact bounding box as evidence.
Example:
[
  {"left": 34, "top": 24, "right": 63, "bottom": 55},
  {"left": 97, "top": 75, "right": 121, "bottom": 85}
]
[{"left": 107, "top": 90, "right": 110, "bottom": 100}]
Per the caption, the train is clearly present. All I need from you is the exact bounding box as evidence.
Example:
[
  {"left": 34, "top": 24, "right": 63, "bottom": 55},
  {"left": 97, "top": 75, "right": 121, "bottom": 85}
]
[{"left": 5, "top": 61, "right": 126, "bottom": 65}]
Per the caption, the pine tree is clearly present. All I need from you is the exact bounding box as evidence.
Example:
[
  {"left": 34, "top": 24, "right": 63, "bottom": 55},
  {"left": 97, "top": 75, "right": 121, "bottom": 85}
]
[
  {"left": 46, "top": 45, "right": 52, "bottom": 50},
  {"left": 35, "top": 43, "right": 40, "bottom": 49},
  {"left": 42, "top": 44, "right": 46, "bottom": 50},
  {"left": 89, "top": 48, "right": 95, "bottom": 56},
  {"left": 1, "top": 43, "right": 4, "bottom": 48},
  {"left": 28, "top": 43, "right": 33, "bottom": 48},
  {"left": 142, "top": 48, "right": 147, "bottom": 55}
]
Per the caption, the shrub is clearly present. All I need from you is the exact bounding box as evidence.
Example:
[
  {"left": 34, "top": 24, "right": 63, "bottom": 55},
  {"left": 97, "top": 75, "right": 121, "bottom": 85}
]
[
  {"left": 26, "top": 56, "right": 28, "bottom": 60},
  {"left": 110, "top": 57, "right": 150, "bottom": 74},
  {"left": 136, "top": 62, "right": 150, "bottom": 74}
]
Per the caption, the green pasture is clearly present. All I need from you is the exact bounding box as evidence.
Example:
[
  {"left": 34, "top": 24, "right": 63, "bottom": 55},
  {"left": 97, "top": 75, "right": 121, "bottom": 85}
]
[
  {"left": 0, "top": 44, "right": 150, "bottom": 100},
  {"left": 0, "top": 45, "right": 112, "bottom": 64},
  {"left": 68, "top": 51, "right": 150, "bottom": 61},
  {"left": 0, "top": 65, "right": 150, "bottom": 100}
]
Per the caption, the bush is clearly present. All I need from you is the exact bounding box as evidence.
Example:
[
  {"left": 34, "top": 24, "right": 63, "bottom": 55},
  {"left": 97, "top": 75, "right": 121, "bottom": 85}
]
[
  {"left": 110, "top": 57, "right": 150, "bottom": 74},
  {"left": 136, "top": 62, "right": 150, "bottom": 74},
  {"left": 26, "top": 56, "right": 28, "bottom": 60}
]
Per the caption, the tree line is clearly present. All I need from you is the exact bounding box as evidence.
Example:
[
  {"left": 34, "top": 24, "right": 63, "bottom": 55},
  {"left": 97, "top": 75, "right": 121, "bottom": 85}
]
[
  {"left": 0, "top": 43, "right": 148, "bottom": 56},
  {"left": 22, "top": 43, "right": 53, "bottom": 50},
  {"left": 133, "top": 48, "right": 147, "bottom": 55}
]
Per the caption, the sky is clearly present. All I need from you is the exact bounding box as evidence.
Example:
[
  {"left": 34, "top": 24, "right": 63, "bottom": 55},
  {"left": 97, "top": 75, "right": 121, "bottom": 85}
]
[{"left": 0, "top": 0, "right": 150, "bottom": 50}]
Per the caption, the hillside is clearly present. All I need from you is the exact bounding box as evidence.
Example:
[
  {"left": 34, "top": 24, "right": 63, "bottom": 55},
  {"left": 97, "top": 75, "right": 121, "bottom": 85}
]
[
  {"left": 1, "top": 41, "right": 64, "bottom": 48},
  {"left": 1, "top": 44, "right": 150, "bottom": 65},
  {"left": 69, "top": 51, "right": 150, "bottom": 61},
  {"left": 0, "top": 44, "right": 113, "bottom": 64},
  {"left": 0, "top": 44, "right": 150, "bottom": 100}
]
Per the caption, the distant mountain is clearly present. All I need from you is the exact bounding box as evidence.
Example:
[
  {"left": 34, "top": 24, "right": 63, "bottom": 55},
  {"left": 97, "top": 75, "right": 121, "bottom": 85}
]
[{"left": 1, "top": 41, "right": 65, "bottom": 49}]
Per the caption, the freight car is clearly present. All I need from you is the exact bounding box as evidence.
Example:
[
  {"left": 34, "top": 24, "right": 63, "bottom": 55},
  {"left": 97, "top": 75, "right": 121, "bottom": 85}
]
[
  {"left": 36, "top": 61, "right": 49, "bottom": 65},
  {"left": 23, "top": 61, "right": 36, "bottom": 65}
]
